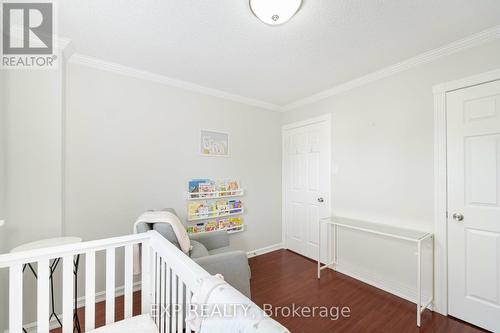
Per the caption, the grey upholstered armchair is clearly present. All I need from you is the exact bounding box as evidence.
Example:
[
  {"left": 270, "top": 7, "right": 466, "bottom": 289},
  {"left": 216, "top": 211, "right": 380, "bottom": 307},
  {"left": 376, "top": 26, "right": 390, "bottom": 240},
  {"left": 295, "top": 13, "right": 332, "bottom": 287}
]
[{"left": 136, "top": 209, "right": 251, "bottom": 297}]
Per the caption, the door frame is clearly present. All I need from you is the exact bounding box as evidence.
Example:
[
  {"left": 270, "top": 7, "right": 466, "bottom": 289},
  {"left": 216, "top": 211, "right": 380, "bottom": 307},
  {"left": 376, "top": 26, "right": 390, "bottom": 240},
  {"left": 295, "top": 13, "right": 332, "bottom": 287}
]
[
  {"left": 433, "top": 68, "right": 500, "bottom": 316},
  {"left": 281, "top": 114, "right": 332, "bottom": 251}
]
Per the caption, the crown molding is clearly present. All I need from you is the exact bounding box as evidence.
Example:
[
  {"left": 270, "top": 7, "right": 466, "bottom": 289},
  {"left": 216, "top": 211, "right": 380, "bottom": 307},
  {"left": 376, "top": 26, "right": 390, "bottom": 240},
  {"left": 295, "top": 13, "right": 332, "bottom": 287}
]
[
  {"left": 54, "top": 36, "right": 72, "bottom": 51},
  {"left": 64, "top": 25, "right": 500, "bottom": 113},
  {"left": 433, "top": 68, "right": 500, "bottom": 94},
  {"left": 68, "top": 54, "right": 282, "bottom": 112},
  {"left": 282, "top": 25, "right": 500, "bottom": 111}
]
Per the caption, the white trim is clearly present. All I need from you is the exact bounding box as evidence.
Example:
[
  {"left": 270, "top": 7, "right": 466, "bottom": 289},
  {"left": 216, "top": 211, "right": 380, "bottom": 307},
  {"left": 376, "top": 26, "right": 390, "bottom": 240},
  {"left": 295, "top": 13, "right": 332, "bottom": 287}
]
[
  {"left": 281, "top": 128, "right": 287, "bottom": 248},
  {"left": 247, "top": 243, "right": 284, "bottom": 258},
  {"left": 62, "top": 25, "right": 500, "bottom": 113},
  {"left": 18, "top": 281, "right": 142, "bottom": 333},
  {"left": 433, "top": 89, "right": 448, "bottom": 316},
  {"left": 281, "top": 114, "right": 332, "bottom": 253},
  {"left": 68, "top": 54, "right": 282, "bottom": 112},
  {"left": 433, "top": 68, "right": 500, "bottom": 94},
  {"left": 54, "top": 36, "right": 72, "bottom": 52},
  {"left": 432, "top": 68, "right": 500, "bottom": 316},
  {"left": 283, "top": 25, "right": 500, "bottom": 111},
  {"left": 281, "top": 114, "right": 332, "bottom": 131}
]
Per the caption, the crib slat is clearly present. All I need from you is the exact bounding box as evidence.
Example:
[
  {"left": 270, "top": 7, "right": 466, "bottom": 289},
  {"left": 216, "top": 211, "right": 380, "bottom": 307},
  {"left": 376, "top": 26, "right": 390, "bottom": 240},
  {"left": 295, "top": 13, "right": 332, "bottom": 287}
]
[
  {"left": 152, "top": 253, "right": 157, "bottom": 324},
  {"left": 141, "top": 241, "right": 151, "bottom": 314},
  {"left": 37, "top": 259, "right": 50, "bottom": 332},
  {"left": 106, "top": 248, "right": 116, "bottom": 324},
  {"left": 62, "top": 255, "right": 74, "bottom": 333},
  {"left": 178, "top": 282, "right": 185, "bottom": 332},
  {"left": 124, "top": 244, "right": 134, "bottom": 319},
  {"left": 165, "top": 264, "right": 171, "bottom": 333},
  {"left": 185, "top": 287, "right": 193, "bottom": 333},
  {"left": 9, "top": 264, "right": 23, "bottom": 333},
  {"left": 172, "top": 274, "right": 178, "bottom": 333},
  {"left": 160, "top": 260, "right": 166, "bottom": 333},
  {"left": 85, "top": 251, "right": 96, "bottom": 330},
  {"left": 156, "top": 255, "right": 161, "bottom": 327}
]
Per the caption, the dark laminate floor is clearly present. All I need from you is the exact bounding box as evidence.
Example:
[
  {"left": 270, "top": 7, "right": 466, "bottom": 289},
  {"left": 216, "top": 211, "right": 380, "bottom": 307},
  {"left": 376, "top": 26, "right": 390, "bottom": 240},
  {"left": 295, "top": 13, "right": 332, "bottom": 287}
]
[
  {"left": 249, "top": 250, "right": 487, "bottom": 333},
  {"left": 52, "top": 249, "right": 487, "bottom": 333}
]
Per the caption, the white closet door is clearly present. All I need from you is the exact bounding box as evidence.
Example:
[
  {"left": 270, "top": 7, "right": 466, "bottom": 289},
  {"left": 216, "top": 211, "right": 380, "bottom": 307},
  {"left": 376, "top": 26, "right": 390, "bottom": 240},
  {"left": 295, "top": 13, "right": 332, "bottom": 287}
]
[
  {"left": 447, "top": 79, "right": 500, "bottom": 332},
  {"left": 284, "top": 118, "right": 331, "bottom": 261}
]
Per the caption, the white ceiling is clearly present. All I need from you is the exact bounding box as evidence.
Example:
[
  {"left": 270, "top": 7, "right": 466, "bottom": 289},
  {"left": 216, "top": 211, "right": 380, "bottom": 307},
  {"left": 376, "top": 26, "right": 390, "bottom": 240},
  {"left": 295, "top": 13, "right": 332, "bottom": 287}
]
[{"left": 59, "top": 0, "right": 500, "bottom": 107}]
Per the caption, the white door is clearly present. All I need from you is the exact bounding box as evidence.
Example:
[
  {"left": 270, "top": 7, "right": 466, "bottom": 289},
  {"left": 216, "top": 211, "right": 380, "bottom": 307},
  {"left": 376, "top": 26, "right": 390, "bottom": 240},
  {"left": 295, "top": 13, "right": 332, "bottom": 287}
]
[
  {"left": 447, "top": 79, "right": 500, "bottom": 332},
  {"left": 283, "top": 117, "right": 331, "bottom": 261}
]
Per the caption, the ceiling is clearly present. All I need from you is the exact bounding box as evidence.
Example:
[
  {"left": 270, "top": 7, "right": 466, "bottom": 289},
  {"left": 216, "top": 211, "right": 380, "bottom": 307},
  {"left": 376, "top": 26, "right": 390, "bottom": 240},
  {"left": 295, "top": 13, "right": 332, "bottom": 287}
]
[{"left": 59, "top": 0, "right": 500, "bottom": 108}]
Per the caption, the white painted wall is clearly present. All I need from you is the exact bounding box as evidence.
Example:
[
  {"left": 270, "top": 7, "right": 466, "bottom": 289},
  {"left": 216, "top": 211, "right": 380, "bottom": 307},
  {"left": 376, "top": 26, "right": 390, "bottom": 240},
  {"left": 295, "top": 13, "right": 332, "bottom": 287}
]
[
  {"left": 0, "top": 58, "right": 283, "bottom": 328},
  {"left": 282, "top": 39, "right": 500, "bottom": 306},
  {"left": 65, "top": 61, "right": 282, "bottom": 251},
  {"left": 3, "top": 69, "right": 64, "bottom": 249},
  {"left": 0, "top": 66, "right": 8, "bottom": 333},
  {"left": 0, "top": 69, "right": 5, "bottom": 237},
  {"left": 1, "top": 66, "right": 65, "bottom": 329},
  {"left": 64, "top": 61, "right": 282, "bottom": 299}
]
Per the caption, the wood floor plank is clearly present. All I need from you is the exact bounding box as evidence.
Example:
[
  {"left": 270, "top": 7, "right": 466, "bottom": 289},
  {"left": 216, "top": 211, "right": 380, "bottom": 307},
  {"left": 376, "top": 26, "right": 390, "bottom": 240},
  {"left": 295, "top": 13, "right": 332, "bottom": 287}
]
[{"left": 249, "top": 250, "right": 486, "bottom": 333}]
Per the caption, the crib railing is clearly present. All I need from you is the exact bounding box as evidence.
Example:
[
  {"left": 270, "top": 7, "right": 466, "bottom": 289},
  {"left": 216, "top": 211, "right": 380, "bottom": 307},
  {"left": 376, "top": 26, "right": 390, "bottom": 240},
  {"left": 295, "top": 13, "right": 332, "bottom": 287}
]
[{"left": 0, "top": 231, "right": 210, "bottom": 333}]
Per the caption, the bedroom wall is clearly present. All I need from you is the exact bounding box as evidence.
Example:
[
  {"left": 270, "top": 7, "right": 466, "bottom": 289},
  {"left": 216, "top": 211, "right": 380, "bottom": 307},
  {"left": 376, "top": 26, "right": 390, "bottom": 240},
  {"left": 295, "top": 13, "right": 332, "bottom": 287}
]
[
  {"left": 64, "top": 60, "right": 283, "bottom": 299},
  {"left": 65, "top": 60, "right": 282, "bottom": 252},
  {"left": 0, "top": 70, "right": 5, "bottom": 237},
  {"left": 0, "top": 69, "right": 7, "bottom": 333},
  {"left": 1, "top": 65, "right": 65, "bottom": 330},
  {"left": 0, "top": 56, "right": 282, "bottom": 328},
  {"left": 281, "top": 39, "right": 500, "bottom": 308},
  {"left": 2, "top": 69, "right": 64, "bottom": 249},
  {"left": 0, "top": 54, "right": 282, "bottom": 329}
]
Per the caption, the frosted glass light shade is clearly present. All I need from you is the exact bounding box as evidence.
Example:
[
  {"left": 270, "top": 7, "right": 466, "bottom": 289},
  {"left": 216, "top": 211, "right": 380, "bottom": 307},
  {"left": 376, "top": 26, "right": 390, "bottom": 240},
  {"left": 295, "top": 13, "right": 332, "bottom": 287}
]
[{"left": 249, "top": 0, "right": 302, "bottom": 25}]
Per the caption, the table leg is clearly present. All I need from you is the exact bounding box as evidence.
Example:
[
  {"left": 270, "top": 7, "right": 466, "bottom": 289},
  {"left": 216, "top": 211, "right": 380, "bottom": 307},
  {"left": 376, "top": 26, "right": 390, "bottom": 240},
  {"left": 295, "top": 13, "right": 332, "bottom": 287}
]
[
  {"left": 417, "top": 239, "right": 422, "bottom": 327},
  {"left": 432, "top": 235, "right": 435, "bottom": 311},
  {"left": 23, "top": 263, "right": 38, "bottom": 279},
  {"left": 334, "top": 224, "right": 338, "bottom": 270},
  {"left": 327, "top": 223, "right": 331, "bottom": 269},
  {"left": 73, "top": 255, "right": 81, "bottom": 333},
  {"left": 49, "top": 258, "right": 63, "bottom": 328},
  {"left": 317, "top": 221, "right": 321, "bottom": 279}
]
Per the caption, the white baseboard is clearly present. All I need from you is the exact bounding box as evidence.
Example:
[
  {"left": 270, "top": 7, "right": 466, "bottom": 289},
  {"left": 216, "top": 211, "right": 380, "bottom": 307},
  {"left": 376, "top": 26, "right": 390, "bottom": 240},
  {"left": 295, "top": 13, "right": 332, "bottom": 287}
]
[
  {"left": 334, "top": 261, "right": 432, "bottom": 308},
  {"left": 18, "top": 281, "right": 142, "bottom": 333},
  {"left": 247, "top": 243, "right": 283, "bottom": 258}
]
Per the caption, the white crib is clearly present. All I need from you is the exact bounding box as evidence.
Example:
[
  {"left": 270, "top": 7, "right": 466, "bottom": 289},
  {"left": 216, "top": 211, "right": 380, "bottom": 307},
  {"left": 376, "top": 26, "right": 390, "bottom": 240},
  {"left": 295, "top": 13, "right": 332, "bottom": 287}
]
[{"left": 0, "top": 231, "right": 285, "bottom": 333}]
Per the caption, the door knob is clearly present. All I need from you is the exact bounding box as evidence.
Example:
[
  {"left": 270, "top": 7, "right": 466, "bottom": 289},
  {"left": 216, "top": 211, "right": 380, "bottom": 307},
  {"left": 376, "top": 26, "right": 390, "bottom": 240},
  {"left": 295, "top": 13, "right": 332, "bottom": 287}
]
[
  {"left": 452, "top": 213, "right": 464, "bottom": 222},
  {"left": 317, "top": 197, "right": 324, "bottom": 203}
]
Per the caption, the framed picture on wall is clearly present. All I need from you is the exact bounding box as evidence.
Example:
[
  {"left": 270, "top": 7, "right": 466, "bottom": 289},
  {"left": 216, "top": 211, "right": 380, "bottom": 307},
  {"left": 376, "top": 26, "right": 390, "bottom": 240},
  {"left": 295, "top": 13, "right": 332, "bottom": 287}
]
[{"left": 200, "top": 130, "right": 229, "bottom": 157}]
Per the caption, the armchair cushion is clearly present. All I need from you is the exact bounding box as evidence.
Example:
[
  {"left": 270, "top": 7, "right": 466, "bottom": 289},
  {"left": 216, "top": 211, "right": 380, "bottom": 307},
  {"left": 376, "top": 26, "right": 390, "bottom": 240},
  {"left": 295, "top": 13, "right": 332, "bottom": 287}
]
[
  {"left": 208, "top": 246, "right": 233, "bottom": 255},
  {"left": 189, "top": 240, "right": 209, "bottom": 258},
  {"left": 189, "top": 230, "right": 229, "bottom": 251},
  {"left": 194, "top": 250, "right": 251, "bottom": 297}
]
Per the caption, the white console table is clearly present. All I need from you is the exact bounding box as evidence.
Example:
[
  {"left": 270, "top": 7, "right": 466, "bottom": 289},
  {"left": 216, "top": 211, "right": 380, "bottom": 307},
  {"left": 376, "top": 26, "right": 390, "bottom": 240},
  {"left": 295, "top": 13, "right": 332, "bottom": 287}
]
[{"left": 317, "top": 216, "right": 434, "bottom": 327}]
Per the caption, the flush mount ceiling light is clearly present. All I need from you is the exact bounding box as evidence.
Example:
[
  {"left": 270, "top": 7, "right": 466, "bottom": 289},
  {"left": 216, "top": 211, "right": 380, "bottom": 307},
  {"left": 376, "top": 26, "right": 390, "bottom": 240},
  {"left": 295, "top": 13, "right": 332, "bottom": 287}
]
[{"left": 249, "top": 0, "right": 302, "bottom": 25}]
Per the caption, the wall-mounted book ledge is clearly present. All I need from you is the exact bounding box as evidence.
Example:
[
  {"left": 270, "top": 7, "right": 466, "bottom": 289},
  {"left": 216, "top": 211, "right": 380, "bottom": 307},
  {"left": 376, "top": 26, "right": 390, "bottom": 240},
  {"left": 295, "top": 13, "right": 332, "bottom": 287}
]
[{"left": 186, "top": 179, "right": 246, "bottom": 235}]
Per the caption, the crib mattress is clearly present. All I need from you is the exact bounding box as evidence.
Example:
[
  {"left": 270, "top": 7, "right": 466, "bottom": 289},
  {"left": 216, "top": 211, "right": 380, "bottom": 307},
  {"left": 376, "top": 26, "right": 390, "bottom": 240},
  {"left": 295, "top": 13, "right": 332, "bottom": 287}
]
[{"left": 88, "top": 314, "right": 157, "bottom": 333}]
